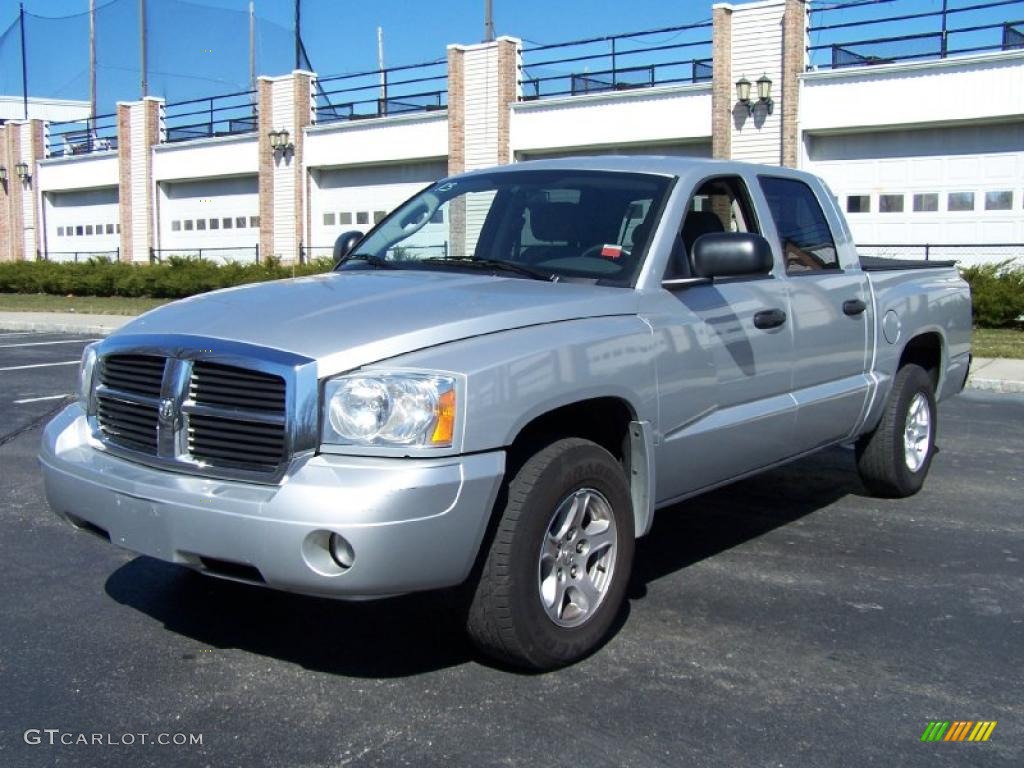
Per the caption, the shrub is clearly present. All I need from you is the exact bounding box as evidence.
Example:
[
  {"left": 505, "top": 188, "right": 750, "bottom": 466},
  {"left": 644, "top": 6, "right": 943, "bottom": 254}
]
[
  {"left": 961, "top": 261, "right": 1024, "bottom": 329},
  {"left": 0, "top": 257, "right": 335, "bottom": 300}
]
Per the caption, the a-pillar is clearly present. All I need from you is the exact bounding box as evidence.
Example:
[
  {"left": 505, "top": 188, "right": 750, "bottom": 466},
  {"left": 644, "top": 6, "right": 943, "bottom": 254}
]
[
  {"left": 258, "top": 70, "right": 315, "bottom": 263},
  {"left": 117, "top": 96, "right": 164, "bottom": 262}
]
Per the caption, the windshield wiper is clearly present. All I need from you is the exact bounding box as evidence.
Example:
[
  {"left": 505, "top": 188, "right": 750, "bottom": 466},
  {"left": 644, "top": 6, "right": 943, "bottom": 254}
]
[
  {"left": 421, "top": 257, "right": 557, "bottom": 282},
  {"left": 339, "top": 253, "right": 395, "bottom": 269}
]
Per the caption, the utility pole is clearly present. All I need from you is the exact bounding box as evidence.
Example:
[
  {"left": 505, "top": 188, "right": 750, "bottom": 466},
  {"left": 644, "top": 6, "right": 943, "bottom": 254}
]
[
  {"left": 89, "top": 0, "right": 96, "bottom": 126},
  {"left": 377, "top": 26, "right": 385, "bottom": 101},
  {"left": 139, "top": 0, "right": 147, "bottom": 97},
  {"left": 294, "top": 0, "right": 301, "bottom": 70},
  {"left": 249, "top": 0, "right": 256, "bottom": 92},
  {"left": 484, "top": 0, "right": 494, "bottom": 42},
  {"left": 19, "top": 2, "right": 28, "bottom": 119}
]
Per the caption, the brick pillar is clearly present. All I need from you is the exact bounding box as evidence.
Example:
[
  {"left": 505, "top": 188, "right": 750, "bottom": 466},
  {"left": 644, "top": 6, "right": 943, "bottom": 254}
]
[
  {"left": 781, "top": 0, "right": 807, "bottom": 168},
  {"left": 0, "top": 123, "right": 16, "bottom": 262},
  {"left": 712, "top": 5, "right": 733, "bottom": 160},
  {"left": 0, "top": 121, "right": 42, "bottom": 261},
  {"left": 25, "top": 120, "right": 45, "bottom": 260},
  {"left": 117, "top": 97, "right": 164, "bottom": 262},
  {"left": 258, "top": 70, "right": 314, "bottom": 263},
  {"left": 445, "top": 36, "right": 521, "bottom": 257},
  {"left": 726, "top": 0, "right": 787, "bottom": 166}
]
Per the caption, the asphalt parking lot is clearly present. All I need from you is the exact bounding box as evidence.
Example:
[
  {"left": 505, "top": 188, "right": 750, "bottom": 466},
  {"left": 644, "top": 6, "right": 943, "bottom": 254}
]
[{"left": 0, "top": 331, "right": 1021, "bottom": 768}]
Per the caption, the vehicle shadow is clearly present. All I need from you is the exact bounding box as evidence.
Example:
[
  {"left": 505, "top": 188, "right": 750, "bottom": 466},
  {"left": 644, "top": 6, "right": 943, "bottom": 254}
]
[{"left": 105, "top": 446, "right": 866, "bottom": 678}]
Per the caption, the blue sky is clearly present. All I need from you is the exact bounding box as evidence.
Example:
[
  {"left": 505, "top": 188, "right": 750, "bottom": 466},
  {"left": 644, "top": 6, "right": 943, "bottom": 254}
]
[{"left": 0, "top": 0, "right": 1016, "bottom": 115}]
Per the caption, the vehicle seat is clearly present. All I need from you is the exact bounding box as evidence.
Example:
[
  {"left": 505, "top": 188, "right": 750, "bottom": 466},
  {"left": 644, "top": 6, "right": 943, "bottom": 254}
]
[
  {"left": 521, "top": 202, "right": 583, "bottom": 263},
  {"left": 678, "top": 210, "right": 725, "bottom": 273}
]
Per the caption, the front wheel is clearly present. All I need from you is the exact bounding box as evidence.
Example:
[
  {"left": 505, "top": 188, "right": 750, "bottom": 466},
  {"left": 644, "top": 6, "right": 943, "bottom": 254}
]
[
  {"left": 466, "top": 438, "right": 635, "bottom": 670},
  {"left": 856, "top": 363, "right": 937, "bottom": 498}
]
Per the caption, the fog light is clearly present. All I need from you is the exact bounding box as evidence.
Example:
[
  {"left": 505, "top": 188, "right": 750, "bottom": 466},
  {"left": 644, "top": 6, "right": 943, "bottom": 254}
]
[{"left": 328, "top": 533, "right": 355, "bottom": 569}]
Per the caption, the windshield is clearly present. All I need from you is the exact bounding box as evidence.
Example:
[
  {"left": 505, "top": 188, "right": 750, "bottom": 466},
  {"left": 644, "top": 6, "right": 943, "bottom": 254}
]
[{"left": 337, "top": 169, "right": 673, "bottom": 286}]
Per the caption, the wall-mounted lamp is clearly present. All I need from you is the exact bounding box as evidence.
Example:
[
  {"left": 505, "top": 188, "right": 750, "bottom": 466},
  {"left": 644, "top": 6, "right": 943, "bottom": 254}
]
[
  {"left": 268, "top": 128, "right": 294, "bottom": 154},
  {"left": 0, "top": 166, "right": 7, "bottom": 183},
  {"left": 735, "top": 73, "right": 774, "bottom": 116},
  {"left": 14, "top": 161, "right": 30, "bottom": 182}
]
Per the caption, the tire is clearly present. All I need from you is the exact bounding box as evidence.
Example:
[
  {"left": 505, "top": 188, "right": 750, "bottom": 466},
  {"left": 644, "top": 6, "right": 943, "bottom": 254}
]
[
  {"left": 466, "top": 438, "right": 635, "bottom": 670},
  {"left": 856, "top": 363, "right": 937, "bottom": 498}
]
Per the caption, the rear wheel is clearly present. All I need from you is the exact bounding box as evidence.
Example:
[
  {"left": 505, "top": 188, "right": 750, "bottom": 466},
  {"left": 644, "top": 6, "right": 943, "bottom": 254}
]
[
  {"left": 856, "top": 363, "right": 937, "bottom": 498},
  {"left": 466, "top": 438, "right": 634, "bottom": 670}
]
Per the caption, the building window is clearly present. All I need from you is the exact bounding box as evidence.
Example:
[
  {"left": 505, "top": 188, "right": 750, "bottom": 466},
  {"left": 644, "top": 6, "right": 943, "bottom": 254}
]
[
  {"left": 250, "top": 216, "right": 260, "bottom": 228},
  {"left": 339, "top": 212, "right": 352, "bottom": 225},
  {"left": 373, "top": 210, "right": 386, "bottom": 223},
  {"left": 236, "top": 216, "right": 246, "bottom": 228},
  {"left": 356, "top": 211, "right": 369, "bottom": 225},
  {"left": 879, "top": 194, "right": 904, "bottom": 213},
  {"left": 171, "top": 220, "right": 181, "bottom": 232},
  {"left": 57, "top": 227, "right": 64, "bottom": 236},
  {"left": 846, "top": 195, "right": 870, "bottom": 214},
  {"left": 209, "top": 218, "right": 219, "bottom": 230},
  {"left": 86, "top": 225, "right": 94, "bottom": 235},
  {"left": 184, "top": 220, "right": 193, "bottom": 231},
  {"left": 223, "top": 217, "right": 233, "bottom": 229},
  {"left": 913, "top": 193, "right": 938, "bottom": 212},
  {"left": 947, "top": 192, "right": 975, "bottom": 211},
  {"left": 95, "top": 223, "right": 103, "bottom": 234},
  {"left": 985, "top": 191, "right": 1012, "bottom": 211},
  {"left": 106, "top": 223, "right": 114, "bottom": 234},
  {"left": 116, "top": 223, "right": 120, "bottom": 233},
  {"left": 76, "top": 225, "right": 84, "bottom": 236},
  {"left": 196, "top": 219, "right": 207, "bottom": 230},
  {"left": 323, "top": 212, "right": 336, "bottom": 226}
]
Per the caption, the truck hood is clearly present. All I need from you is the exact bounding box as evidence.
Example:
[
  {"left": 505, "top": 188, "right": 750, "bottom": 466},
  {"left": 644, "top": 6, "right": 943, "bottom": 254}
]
[{"left": 117, "top": 270, "right": 639, "bottom": 376}]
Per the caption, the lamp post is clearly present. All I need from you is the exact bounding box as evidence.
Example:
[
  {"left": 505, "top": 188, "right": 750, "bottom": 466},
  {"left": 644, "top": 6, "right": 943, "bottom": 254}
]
[{"left": 268, "top": 129, "right": 293, "bottom": 153}]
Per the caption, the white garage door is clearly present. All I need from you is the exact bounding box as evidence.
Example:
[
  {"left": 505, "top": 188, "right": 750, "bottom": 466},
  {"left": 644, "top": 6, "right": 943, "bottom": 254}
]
[
  {"left": 309, "top": 162, "right": 448, "bottom": 253},
  {"left": 157, "top": 176, "right": 259, "bottom": 262},
  {"left": 804, "top": 123, "right": 1024, "bottom": 259},
  {"left": 43, "top": 187, "right": 119, "bottom": 262}
]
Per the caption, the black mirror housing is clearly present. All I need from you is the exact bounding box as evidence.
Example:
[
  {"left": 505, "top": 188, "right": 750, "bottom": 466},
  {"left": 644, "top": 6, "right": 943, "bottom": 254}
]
[
  {"left": 691, "top": 232, "right": 774, "bottom": 278},
  {"left": 333, "top": 230, "right": 365, "bottom": 265}
]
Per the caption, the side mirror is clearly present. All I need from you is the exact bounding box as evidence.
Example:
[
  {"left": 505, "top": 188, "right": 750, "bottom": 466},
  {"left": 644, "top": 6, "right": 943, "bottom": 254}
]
[
  {"left": 333, "top": 230, "right": 364, "bottom": 265},
  {"left": 691, "top": 232, "right": 774, "bottom": 278}
]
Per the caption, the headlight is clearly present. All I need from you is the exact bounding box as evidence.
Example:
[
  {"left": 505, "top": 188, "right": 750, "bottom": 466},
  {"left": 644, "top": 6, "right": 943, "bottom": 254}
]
[
  {"left": 321, "top": 373, "right": 457, "bottom": 448},
  {"left": 79, "top": 343, "right": 99, "bottom": 406}
]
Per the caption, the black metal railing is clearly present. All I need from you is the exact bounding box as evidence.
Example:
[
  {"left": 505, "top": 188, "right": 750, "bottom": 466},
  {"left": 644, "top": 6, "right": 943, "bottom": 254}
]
[
  {"left": 520, "top": 21, "right": 713, "bottom": 100},
  {"left": 315, "top": 59, "right": 447, "bottom": 124},
  {"left": 807, "top": 0, "right": 1024, "bottom": 70},
  {"left": 40, "top": 249, "right": 119, "bottom": 263},
  {"left": 164, "top": 89, "right": 258, "bottom": 143},
  {"left": 47, "top": 112, "right": 118, "bottom": 158},
  {"left": 150, "top": 246, "right": 260, "bottom": 264},
  {"left": 859, "top": 242, "right": 1024, "bottom": 263}
]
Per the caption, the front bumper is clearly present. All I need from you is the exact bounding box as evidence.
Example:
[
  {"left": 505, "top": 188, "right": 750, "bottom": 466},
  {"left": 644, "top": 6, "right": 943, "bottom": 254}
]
[{"left": 40, "top": 404, "right": 505, "bottom": 599}]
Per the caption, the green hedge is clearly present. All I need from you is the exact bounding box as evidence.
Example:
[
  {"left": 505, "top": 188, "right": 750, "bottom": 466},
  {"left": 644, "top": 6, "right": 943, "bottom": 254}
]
[
  {"left": 0, "top": 256, "right": 334, "bottom": 300},
  {"left": 960, "top": 261, "right": 1024, "bottom": 329}
]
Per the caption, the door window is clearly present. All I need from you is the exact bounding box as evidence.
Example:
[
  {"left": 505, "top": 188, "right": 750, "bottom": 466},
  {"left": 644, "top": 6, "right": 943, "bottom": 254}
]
[
  {"left": 667, "top": 176, "right": 760, "bottom": 279},
  {"left": 759, "top": 176, "right": 839, "bottom": 273}
]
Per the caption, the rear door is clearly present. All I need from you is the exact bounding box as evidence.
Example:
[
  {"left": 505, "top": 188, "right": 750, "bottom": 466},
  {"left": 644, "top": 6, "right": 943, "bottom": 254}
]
[{"left": 757, "top": 175, "right": 871, "bottom": 451}]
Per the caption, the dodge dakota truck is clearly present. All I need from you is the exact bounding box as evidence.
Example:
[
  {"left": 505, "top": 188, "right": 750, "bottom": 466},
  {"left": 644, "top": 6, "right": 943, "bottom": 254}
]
[{"left": 40, "top": 157, "right": 972, "bottom": 670}]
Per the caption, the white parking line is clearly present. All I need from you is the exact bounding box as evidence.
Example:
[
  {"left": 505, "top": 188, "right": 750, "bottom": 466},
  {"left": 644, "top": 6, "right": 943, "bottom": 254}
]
[
  {"left": 0, "top": 361, "right": 79, "bottom": 372},
  {"left": 13, "top": 394, "right": 72, "bottom": 404},
  {"left": 0, "top": 338, "right": 99, "bottom": 349}
]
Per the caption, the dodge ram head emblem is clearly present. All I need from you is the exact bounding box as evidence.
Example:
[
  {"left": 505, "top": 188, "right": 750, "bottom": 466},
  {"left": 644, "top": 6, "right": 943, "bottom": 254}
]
[{"left": 158, "top": 398, "right": 176, "bottom": 425}]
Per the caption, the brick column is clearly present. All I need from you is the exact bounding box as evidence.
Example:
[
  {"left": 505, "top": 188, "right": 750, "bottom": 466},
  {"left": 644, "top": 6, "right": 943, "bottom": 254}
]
[
  {"left": 258, "top": 70, "right": 314, "bottom": 263},
  {"left": 117, "top": 97, "right": 164, "bottom": 262},
  {"left": 0, "top": 121, "right": 42, "bottom": 261},
  {"left": 0, "top": 123, "right": 17, "bottom": 262},
  {"left": 711, "top": 5, "right": 734, "bottom": 160},
  {"left": 781, "top": 0, "right": 807, "bottom": 168}
]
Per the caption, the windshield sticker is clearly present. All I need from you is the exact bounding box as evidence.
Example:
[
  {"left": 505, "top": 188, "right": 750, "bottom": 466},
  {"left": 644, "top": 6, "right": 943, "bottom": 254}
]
[
  {"left": 436, "top": 182, "right": 457, "bottom": 193},
  {"left": 600, "top": 245, "right": 623, "bottom": 260}
]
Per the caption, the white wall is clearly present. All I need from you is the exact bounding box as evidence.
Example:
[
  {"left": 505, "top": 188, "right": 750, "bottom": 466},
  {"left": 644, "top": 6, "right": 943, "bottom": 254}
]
[
  {"left": 153, "top": 134, "right": 258, "bottom": 182},
  {"left": 728, "top": 0, "right": 785, "bottom": 165},
  {"left": 305, "top": 113, "right": 448, "bottom": 170}
]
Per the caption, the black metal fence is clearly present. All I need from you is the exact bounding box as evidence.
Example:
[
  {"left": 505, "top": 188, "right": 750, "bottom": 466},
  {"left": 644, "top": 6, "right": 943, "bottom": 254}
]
[
  {"left": 315, "top": 59, "right": 448, "bottom": 124},
  {"left": 807, "top": 0, "right": 1024, "bottom": 70},
  {"left": 859, "top": 242, "right": 1024, "bottom": 264},
  {"left": 40, "top": 249, "right": 120, "bottom": 262},
  {"left": 47, "top": 112, "right": 118, "bottom": 158},
  {"left": 164, "top": 89, "right": 258, "bottom": 143},
  {"left": 520, "top": 21, "right": 713, "bottom": 100},
  {"left": 149, "top": 246, "right": 260, "bottom": 264}
]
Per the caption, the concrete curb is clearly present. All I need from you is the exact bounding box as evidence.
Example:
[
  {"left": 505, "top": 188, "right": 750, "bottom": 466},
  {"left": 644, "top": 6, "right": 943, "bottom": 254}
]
[
  {"left": 966, "top": 377, "right": 1024, "bottom": 394},
  {"left": 0, "top": 314, "right": 129, "bottom": 336}
]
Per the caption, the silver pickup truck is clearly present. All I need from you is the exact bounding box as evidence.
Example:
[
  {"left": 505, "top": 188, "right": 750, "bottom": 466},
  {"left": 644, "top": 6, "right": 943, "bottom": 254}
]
[{"left": 41, "top": 157, "right": 972, "bottom": 670}]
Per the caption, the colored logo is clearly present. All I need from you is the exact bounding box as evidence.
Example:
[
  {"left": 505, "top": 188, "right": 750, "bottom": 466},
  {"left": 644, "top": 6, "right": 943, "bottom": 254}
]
[{"left": 921, "top": 721, "right": 997, "bottom": 742}]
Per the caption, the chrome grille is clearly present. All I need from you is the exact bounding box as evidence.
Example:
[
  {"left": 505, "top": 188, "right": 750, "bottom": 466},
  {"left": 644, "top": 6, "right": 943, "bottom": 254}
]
[
  {"left": 187, "top": 361, "right": 287, "bottom": 471},
  {"left": 96, "top": 354, "right": 166, "bottom": 454}
]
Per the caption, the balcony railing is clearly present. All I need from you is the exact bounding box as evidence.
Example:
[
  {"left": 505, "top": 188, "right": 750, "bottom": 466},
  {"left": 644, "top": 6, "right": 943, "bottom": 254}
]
[
  {"left": 47, "top": 112, "right": 118, "bottom": 158},
  {"left": 520, "top": 21, "right": 713, "bottom": 101},
  {"left": 807, "top": 0, "right": 1024, "bottom": 70},
  {"left": 315, "top": 60, "right": 447, "bottom": 124},
  {"left": 164, "top": 89, "right": 258, "bottom": 143}
]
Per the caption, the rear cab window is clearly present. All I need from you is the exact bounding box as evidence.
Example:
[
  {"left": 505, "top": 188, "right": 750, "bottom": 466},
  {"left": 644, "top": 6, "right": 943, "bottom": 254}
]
[{"left": 758, "top": 176, "right": 839, "bottom": 274}]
